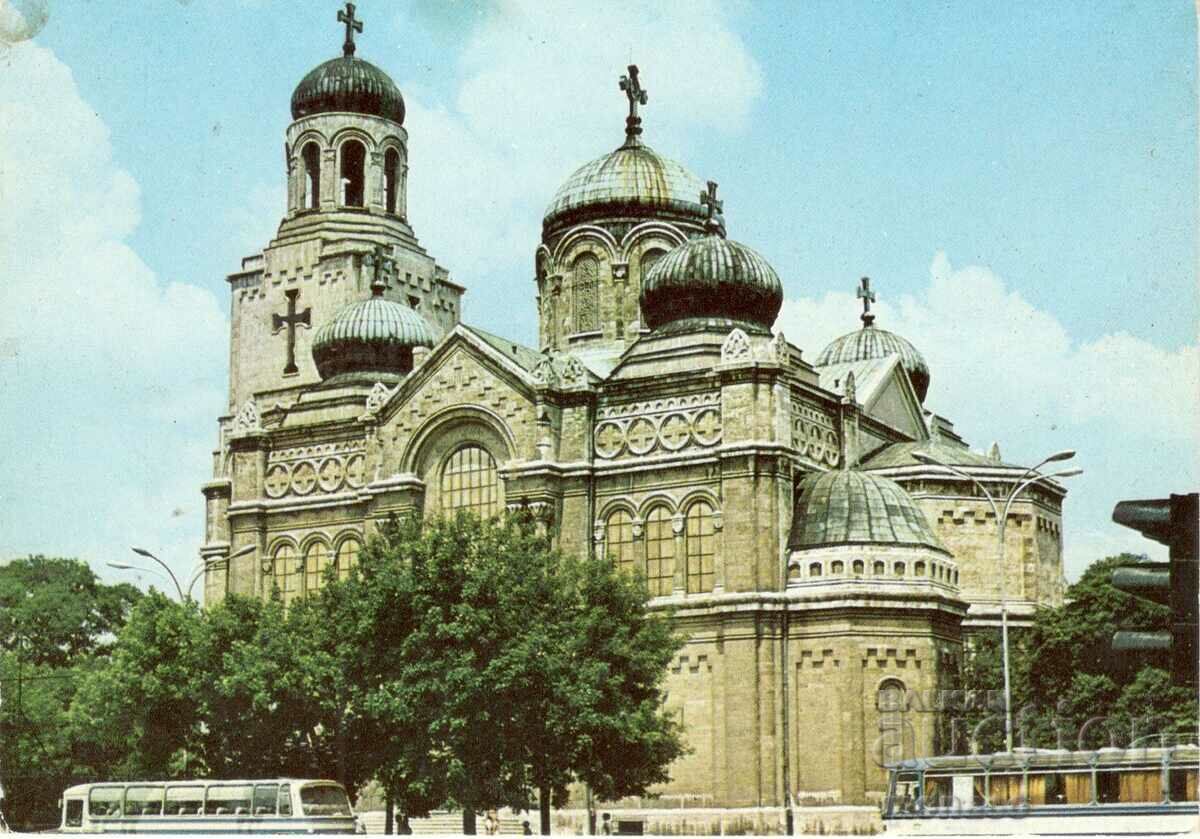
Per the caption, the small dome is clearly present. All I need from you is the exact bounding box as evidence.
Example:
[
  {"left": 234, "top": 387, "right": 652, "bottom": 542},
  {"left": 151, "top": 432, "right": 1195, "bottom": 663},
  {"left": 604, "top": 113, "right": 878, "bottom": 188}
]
[
  {"left": 291, "top": 56, "right": 405, "bottom": 125},
  {"left": 788, "top": 470, "right": 946, "bottom": 553},
  {"left": 543, "top": 144, "right": 706, "bottom": 230},
  {"left": 312, "top": 292, "right": 435, "bottom": 381},
  {"left": 640, "top": 234, "right": 783, "bottom": 335},
  {"left": 817, "top": 325, "right": 930, "bottom": 402}
]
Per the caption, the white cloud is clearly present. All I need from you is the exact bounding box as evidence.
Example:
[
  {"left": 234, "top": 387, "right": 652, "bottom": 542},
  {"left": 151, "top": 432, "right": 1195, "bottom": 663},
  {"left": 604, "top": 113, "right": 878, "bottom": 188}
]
[
  {"left": 777, "top": 252, "right": 1200, "bottom": 576},
  {"left": 0, "top": 42, "right": 227, "bottom": 589}
]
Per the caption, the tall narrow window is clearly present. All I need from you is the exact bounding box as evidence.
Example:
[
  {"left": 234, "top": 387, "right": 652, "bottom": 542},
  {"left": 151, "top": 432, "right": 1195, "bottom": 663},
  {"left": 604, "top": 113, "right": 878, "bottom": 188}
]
[
  {"left": 877, "top": 678, "right": 909, "bottom": 765},
  {"left": 440, "top": 445, "right": 499, "bottom": 517},
  {"left": 304, "top": 542, "right": 330, "bottom": 596},
  {"left": 340, "top": 140, "right": 366, "bottom": 207},
  {"left": 644, "top": 506, "right": 675, "bottom": 597},
  {"left": 384, "top": 148, "right": 400, "bottom": 214},
  {"left": 685, "top": 501, "right": 715, "bottom": 593},
  {"left": 272, "top": 544, "right": 300, "bottom": 606},
  {"left": 605, "top": 510, "right": 636, "bottom": 577},
  {"left": 573, "top": 253, "right": 599, "bottom": 333},
  {"left": 302, "top": 142, "right": 321, "bottom": 210},
  {"left": 336, "top": 538, "right": 361, "bottom": 580}
]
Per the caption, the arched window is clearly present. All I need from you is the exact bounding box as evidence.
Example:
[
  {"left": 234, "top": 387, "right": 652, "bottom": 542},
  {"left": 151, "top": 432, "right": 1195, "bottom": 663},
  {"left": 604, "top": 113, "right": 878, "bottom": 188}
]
[
  {"left": 873, "top": 560, "right": 886, "bottom": 575},
  {"left": 304, "top": 542, "right": 330, "bottom": 596},
  {"left": 302, "top": 142, "right": 321, "bottom": 210},
  {"left": 605, "top": 510, "right": 636, "bottom": 576},
  {"left": 640, "top": 248, "right": 666, "bottom": 279},
  {"left": 336, "top": 538, "right": 361, "bottom": 580},
  {"left": 684, "top": 502, "right": 715, "bottom": 594},
  {"left": 895, "top": 562, "right": 906, "bottom": 577},
  {"left": 572, "top": 253, "right": 600, "bottom": 333},
  {"left": 340, "top": 140, "right": 366, "bottom": 207},
  {"left": 877, "top": 677, "right": 910, "bottom": 764},
  {"left": 914, "top": 561, "right": 926, "bottom": 577},
  {"left": 384, "top": 148, "right": 400, "bottom": 214},
  {"left": 852, "top": 559, "right": 865, "bottom": 576},
  {"left": 272, "top": 544, "right": 300, "bottom": 606},
  {"left": 809, "top": 562, "right": 822, "bottom": 577},
  {"left": 440, "top": 445, "right": 499, "bottom": 518},
  {"left": 644, "top": 506, "right": 675, "bottom": 597},
  {"left": 831, "top": 560, "right": 844, "bottom": 575}
]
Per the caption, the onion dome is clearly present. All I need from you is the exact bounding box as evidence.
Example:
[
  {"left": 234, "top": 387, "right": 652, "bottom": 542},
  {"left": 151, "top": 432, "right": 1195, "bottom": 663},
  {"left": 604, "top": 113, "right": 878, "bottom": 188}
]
[
  {"left": 815, "top": 278, "right": 930, "bottom": 402},
  {"left": 640, "top": 187, "right": 783, "bottom": 335},
  {"left": 312, "top": 279, "right": 435, "bottom": 382},
  {"left": 788, "top": 470, "right": 947, "bottom": 554},
  {"left": 291, "top": 56, "right": 405, "bottom": 125}
]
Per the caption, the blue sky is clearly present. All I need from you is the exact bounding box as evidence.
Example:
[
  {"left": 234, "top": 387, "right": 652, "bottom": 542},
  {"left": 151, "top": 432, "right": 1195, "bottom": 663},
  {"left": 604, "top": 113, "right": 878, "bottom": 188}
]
[{"left": 0, "top": 0, "right": 1195, "bottom": 590}]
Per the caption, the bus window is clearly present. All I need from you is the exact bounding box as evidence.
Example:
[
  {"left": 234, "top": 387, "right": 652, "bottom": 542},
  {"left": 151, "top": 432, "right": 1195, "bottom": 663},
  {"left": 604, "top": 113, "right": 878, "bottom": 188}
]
[
  {"left": 924, "top": 776, "right": 952, "bottom": 809},
  {"left": 89, "top": 786, "right": 123, "bottom": 818},
  {"left": 206, "top": 784, "right": 253, "bottom": 815},
  {"left": 1170, "top": 767, "right": 1199, "bottom": 802},
  {"left": 64, "top": 799, "right": 83, "bottom": 828},
  {"left": 254, "top": 784, "right": 279, "bottom": 815},
  {"left": 892, "top": 772, "right": 920, "bottom": 813},
  {"left": 1097, "top": 771, "right": 1120, "bottom": 803},
  {"left": 1118, "top": 770, "right": 1162, "bottom": 803},
  {"left": 125, "top": 785, "right": 164, "bottom": 816},
  {"left": 278, "top": 784, "right": 292, "bottom": 816},
  {"left": 165, "top": 785, "right": 204, "bottom": 815},
  {"left": 300, "top": 783, "right": 353, "bottom": 816},
  {"left": 989, "top": 773, "right": 1023, "bottom": 806}
]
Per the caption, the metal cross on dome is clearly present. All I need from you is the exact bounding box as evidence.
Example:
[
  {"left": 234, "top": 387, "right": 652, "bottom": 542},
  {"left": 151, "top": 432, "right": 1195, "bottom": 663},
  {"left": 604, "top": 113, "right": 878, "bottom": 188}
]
[
  {"left": 338, "top": 2, "right": 364, "bottom": 57},
  {"left": 619, "top": 65, "right": 648, "bottom": 145},
  {"left": 857, "top": 276, "right": 876, "bottom": 326},
  {"left": 701, "top": 181, "right": 724, "bottom": 232}
]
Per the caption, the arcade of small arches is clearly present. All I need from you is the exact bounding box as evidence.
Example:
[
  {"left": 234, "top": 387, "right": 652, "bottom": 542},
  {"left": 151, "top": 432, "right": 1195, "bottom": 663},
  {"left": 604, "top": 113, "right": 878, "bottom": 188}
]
[
  {"left": 288, "top": 130, "right": 407, "bottom": 216},
  {"left": 268, "top": 532, "right": 363, "bottom": 606},
  {"left": 788, "top": 555, "right": 960, "bottom": 586},
  {"left": 598, "top": 495, "right": 720, "bottom": 597}
]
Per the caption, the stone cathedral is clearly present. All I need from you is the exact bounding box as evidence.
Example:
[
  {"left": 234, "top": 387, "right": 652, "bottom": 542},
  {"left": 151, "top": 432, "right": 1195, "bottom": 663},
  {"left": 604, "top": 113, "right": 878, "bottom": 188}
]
[{"left": 201, "top": 7, "right": 1068, "bottom": 827}]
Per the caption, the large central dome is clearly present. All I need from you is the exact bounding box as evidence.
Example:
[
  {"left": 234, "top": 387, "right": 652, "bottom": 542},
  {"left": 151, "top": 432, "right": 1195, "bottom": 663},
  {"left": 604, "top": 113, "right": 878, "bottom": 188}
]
[
  {"left": 291, "top": 56, "right": 406, "bottom": 125},
  {"left": 543, "top": 143, "right": 707, "bottom": 231}
]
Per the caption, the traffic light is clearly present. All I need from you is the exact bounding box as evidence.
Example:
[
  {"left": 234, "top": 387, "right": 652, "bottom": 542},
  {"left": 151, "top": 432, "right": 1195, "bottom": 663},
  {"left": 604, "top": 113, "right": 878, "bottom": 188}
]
[{"left": 1110, "top": 493, "right": 1199, "bottom": 689}]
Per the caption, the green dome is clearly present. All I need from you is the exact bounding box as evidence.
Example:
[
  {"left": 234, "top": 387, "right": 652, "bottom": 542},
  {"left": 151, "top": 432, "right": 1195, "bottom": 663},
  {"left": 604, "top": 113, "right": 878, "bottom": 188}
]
[
  {"left": 543, "top": 144, "right": 706, "bottom": 231},
  {"left": 817, "top": 324, "right": 930, "bottom": 402},
  {"left": 291, "top": 56, "right": 405, "bottom": 125},
  {"left": 312, "top": 293, "right": 435, "bottom": 381},
  {"left": 640, "top": 234, "right": 783, "bottom": 335},
  {"left": 788, "top": 470, "right": 947, "bottom": 553}
]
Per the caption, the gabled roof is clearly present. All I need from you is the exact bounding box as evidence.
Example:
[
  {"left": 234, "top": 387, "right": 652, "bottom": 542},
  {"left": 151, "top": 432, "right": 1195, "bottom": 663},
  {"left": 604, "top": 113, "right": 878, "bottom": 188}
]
[
  {"left": 464, "top": 326, "right": 542, "bottom": 372},
  {"left": 818, "top": 354, "right": 927, "bottom": 441}
]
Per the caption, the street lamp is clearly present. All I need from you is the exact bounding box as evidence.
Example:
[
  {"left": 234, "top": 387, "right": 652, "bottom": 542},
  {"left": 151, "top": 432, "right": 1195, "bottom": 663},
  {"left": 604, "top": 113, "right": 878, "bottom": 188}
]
[
  {"left": 116, "top": 545, "right": 256, "bottom": 602},
  {"left": 912, "top": 449, "right": 1082, "bottom": 752},
  {"left": 186, "top": 544, "right": 255, "bottom": 600}
]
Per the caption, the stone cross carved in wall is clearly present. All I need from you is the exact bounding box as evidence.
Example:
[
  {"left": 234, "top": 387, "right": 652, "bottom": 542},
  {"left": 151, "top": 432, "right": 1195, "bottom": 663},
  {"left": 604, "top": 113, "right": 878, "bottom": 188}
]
[
  {"left": 272, "top": 289, "right": 311, "bottom": 376},
  {"left": 338, "top": 2, "right": 363, "bottom": 57},
  {"left": 857, "top": 276, "right": 876, "bottom": 326},
  {"left": 619, "top": 64, "right": 648, "bottom": 144}
]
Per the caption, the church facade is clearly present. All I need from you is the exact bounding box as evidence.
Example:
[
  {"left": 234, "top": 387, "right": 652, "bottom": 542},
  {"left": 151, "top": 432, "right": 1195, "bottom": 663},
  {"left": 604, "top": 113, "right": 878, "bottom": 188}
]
[{"left": 201, "top": 7, "right": 1068, "bottom": 824}]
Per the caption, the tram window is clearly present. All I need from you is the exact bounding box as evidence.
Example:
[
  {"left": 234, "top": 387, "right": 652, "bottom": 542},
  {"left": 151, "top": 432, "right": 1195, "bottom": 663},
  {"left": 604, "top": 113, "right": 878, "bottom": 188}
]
[
  {"left": 165, "top": 785, "right": 204, "bottom": 815},
  {"left": 1096, "top": 771, "right": 1120, "bottom": 803},
  {"left": 1170, "top": 767, "right": 1199, "bottom": 802},
  {"left": 206, "top": 784, "right": 253, "bottom": 815},
  {"left": 254, "top": 784, "right": 279, "bottom": 815},
  {"left": 278, "top": 784, "right": 293, "bottom": 816},
  {"left": 65, "top": 799, "right": 83, "bottom": 827},
  {"left": 924, "top": 776, "right": 952, "bottom": 808},
  {"left": 125, "top": 785, "right": 164, "bottom": 816},
  {"left": 88, "top": 786, "right": 123, "bottom": 817},
  {"left": 1118, "top": 769, "right": 1161, "bottom": 803}
]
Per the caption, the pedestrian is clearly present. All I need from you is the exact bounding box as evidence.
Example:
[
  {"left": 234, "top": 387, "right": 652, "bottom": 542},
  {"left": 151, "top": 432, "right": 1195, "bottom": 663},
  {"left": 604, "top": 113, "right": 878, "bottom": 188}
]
[
  {"left": 522, "top": 819, "right": 533, "bottom": 835},
  {"left": 600, "top": 812, "right": 612, "bottom": 835},
  {"left": 484, "top": 810, "right": 499, "bottom": 835}
]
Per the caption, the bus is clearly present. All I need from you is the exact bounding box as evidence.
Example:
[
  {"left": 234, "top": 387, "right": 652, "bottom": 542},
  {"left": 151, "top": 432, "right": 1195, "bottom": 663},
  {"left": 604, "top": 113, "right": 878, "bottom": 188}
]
[
  {"left": 883, "top": 744, "right": 1199, "bottom": 835},
  {"left": 58, "top": 778, "right": 359, "bottom": 834}
]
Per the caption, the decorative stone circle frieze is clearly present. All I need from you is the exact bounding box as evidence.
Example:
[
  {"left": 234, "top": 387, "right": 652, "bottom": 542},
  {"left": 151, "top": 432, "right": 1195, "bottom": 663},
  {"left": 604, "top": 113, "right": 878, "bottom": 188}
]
[
  {"left": 264, "top": 441, "right": 367, "bottom": 499},
  {"left": 594, "top": 392, "right": 722, "bottom": 460},
  {"left": 791, "top": 398, "right": 841, "bottom": 468}
]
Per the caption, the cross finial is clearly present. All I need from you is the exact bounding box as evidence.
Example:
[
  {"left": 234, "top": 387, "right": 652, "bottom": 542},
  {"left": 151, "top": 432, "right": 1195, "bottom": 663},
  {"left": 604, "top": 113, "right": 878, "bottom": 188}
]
[
  {"left": 857, "top": 276, "right": 876, "bottom": 326},
  {"left": 619, "top": 64, "right": 648, "bottom": 146},
  {"left": 338, "top": 2, "right": 364, "bottom": 57},
  {"left": 700, "top": 181, "right": 725, "bottom": 235}
]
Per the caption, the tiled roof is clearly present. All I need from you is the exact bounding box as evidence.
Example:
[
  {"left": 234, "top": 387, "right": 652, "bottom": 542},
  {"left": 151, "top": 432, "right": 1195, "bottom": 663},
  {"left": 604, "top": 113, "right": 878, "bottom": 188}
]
[{"left": 788, "top": 470, "right": 947, "bottom": 553}]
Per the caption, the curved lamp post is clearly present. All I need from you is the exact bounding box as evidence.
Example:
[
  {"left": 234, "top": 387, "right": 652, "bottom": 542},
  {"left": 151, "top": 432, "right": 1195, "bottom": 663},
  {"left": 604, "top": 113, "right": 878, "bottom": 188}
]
[
  {"left": 913, "top": 449, "right": 1082, "bottom": 752},
  {"left": 113, "top": 545, "right": 255, "bottom": 602}
]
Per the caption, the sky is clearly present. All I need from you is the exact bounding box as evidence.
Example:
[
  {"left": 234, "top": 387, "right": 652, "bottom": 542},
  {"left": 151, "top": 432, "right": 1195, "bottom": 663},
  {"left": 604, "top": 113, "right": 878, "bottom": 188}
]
[{"left": 0, "top": 0, "right": 1196, "bottom": 593}]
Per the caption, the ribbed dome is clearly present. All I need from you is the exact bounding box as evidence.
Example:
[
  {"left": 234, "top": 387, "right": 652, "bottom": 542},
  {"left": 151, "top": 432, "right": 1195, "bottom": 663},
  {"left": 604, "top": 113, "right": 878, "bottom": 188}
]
[
  {"left": 291, "top": 56, "right": 405, "bottom": 125},
  {"left": 640, "top": 234, "right": 783, "bottom": 335},
  {"left": 312, "top": 293, "right": 435, "bottom": 381},
  {"left": 543, "top": 144, "right": 706, "bottom": 230},
  {"left": 817, "top": 325, "right": 930, "bottom": 402},
  {"left": 788, "top": 470, "right": 947, "bottom": 553}
]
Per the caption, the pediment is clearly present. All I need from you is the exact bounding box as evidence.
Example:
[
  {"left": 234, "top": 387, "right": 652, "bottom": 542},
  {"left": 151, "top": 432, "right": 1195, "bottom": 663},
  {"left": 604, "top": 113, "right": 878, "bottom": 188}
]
[{"left": 818, "top": 355, "right": 928, "bottom": 441}]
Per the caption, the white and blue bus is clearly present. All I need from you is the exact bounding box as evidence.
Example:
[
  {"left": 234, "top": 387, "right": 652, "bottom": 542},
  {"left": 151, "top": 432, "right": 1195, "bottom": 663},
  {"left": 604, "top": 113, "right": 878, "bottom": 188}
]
[
  {"left": 884, "top": 744, "right": 1199, "bottom": 835},
  {"left": 58, "top": 778, "right": 359, "bottom": 834}
]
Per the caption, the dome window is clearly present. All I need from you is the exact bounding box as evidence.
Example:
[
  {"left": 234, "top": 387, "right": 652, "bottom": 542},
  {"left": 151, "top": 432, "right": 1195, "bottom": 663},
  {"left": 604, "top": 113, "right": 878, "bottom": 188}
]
[
  {"left": 809, "top": 562, "right": 822, "bottom": 578},
  {"left": 895, "top": 562, "right": 906, "bottom": 577},
  {"left": 852, "top": 559, "right": 864, "bottom": 576},
  {"left": 340, "top": 139, "right": 366, "bottom": 207},
  {"left": 301, "top": 142, "right": 321, "bottom": 210},
  {"left": 914, "top": 561, "right": 926, "bottom": 577},
  {"left": 873, "top": 561, "right": 885, "bottom": 575},
  {"left": 831, "top": 560, "right": 844, "bottom": 575},
  {"left": 384, "top": 148, "right": 400, "bottom": 214}
]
